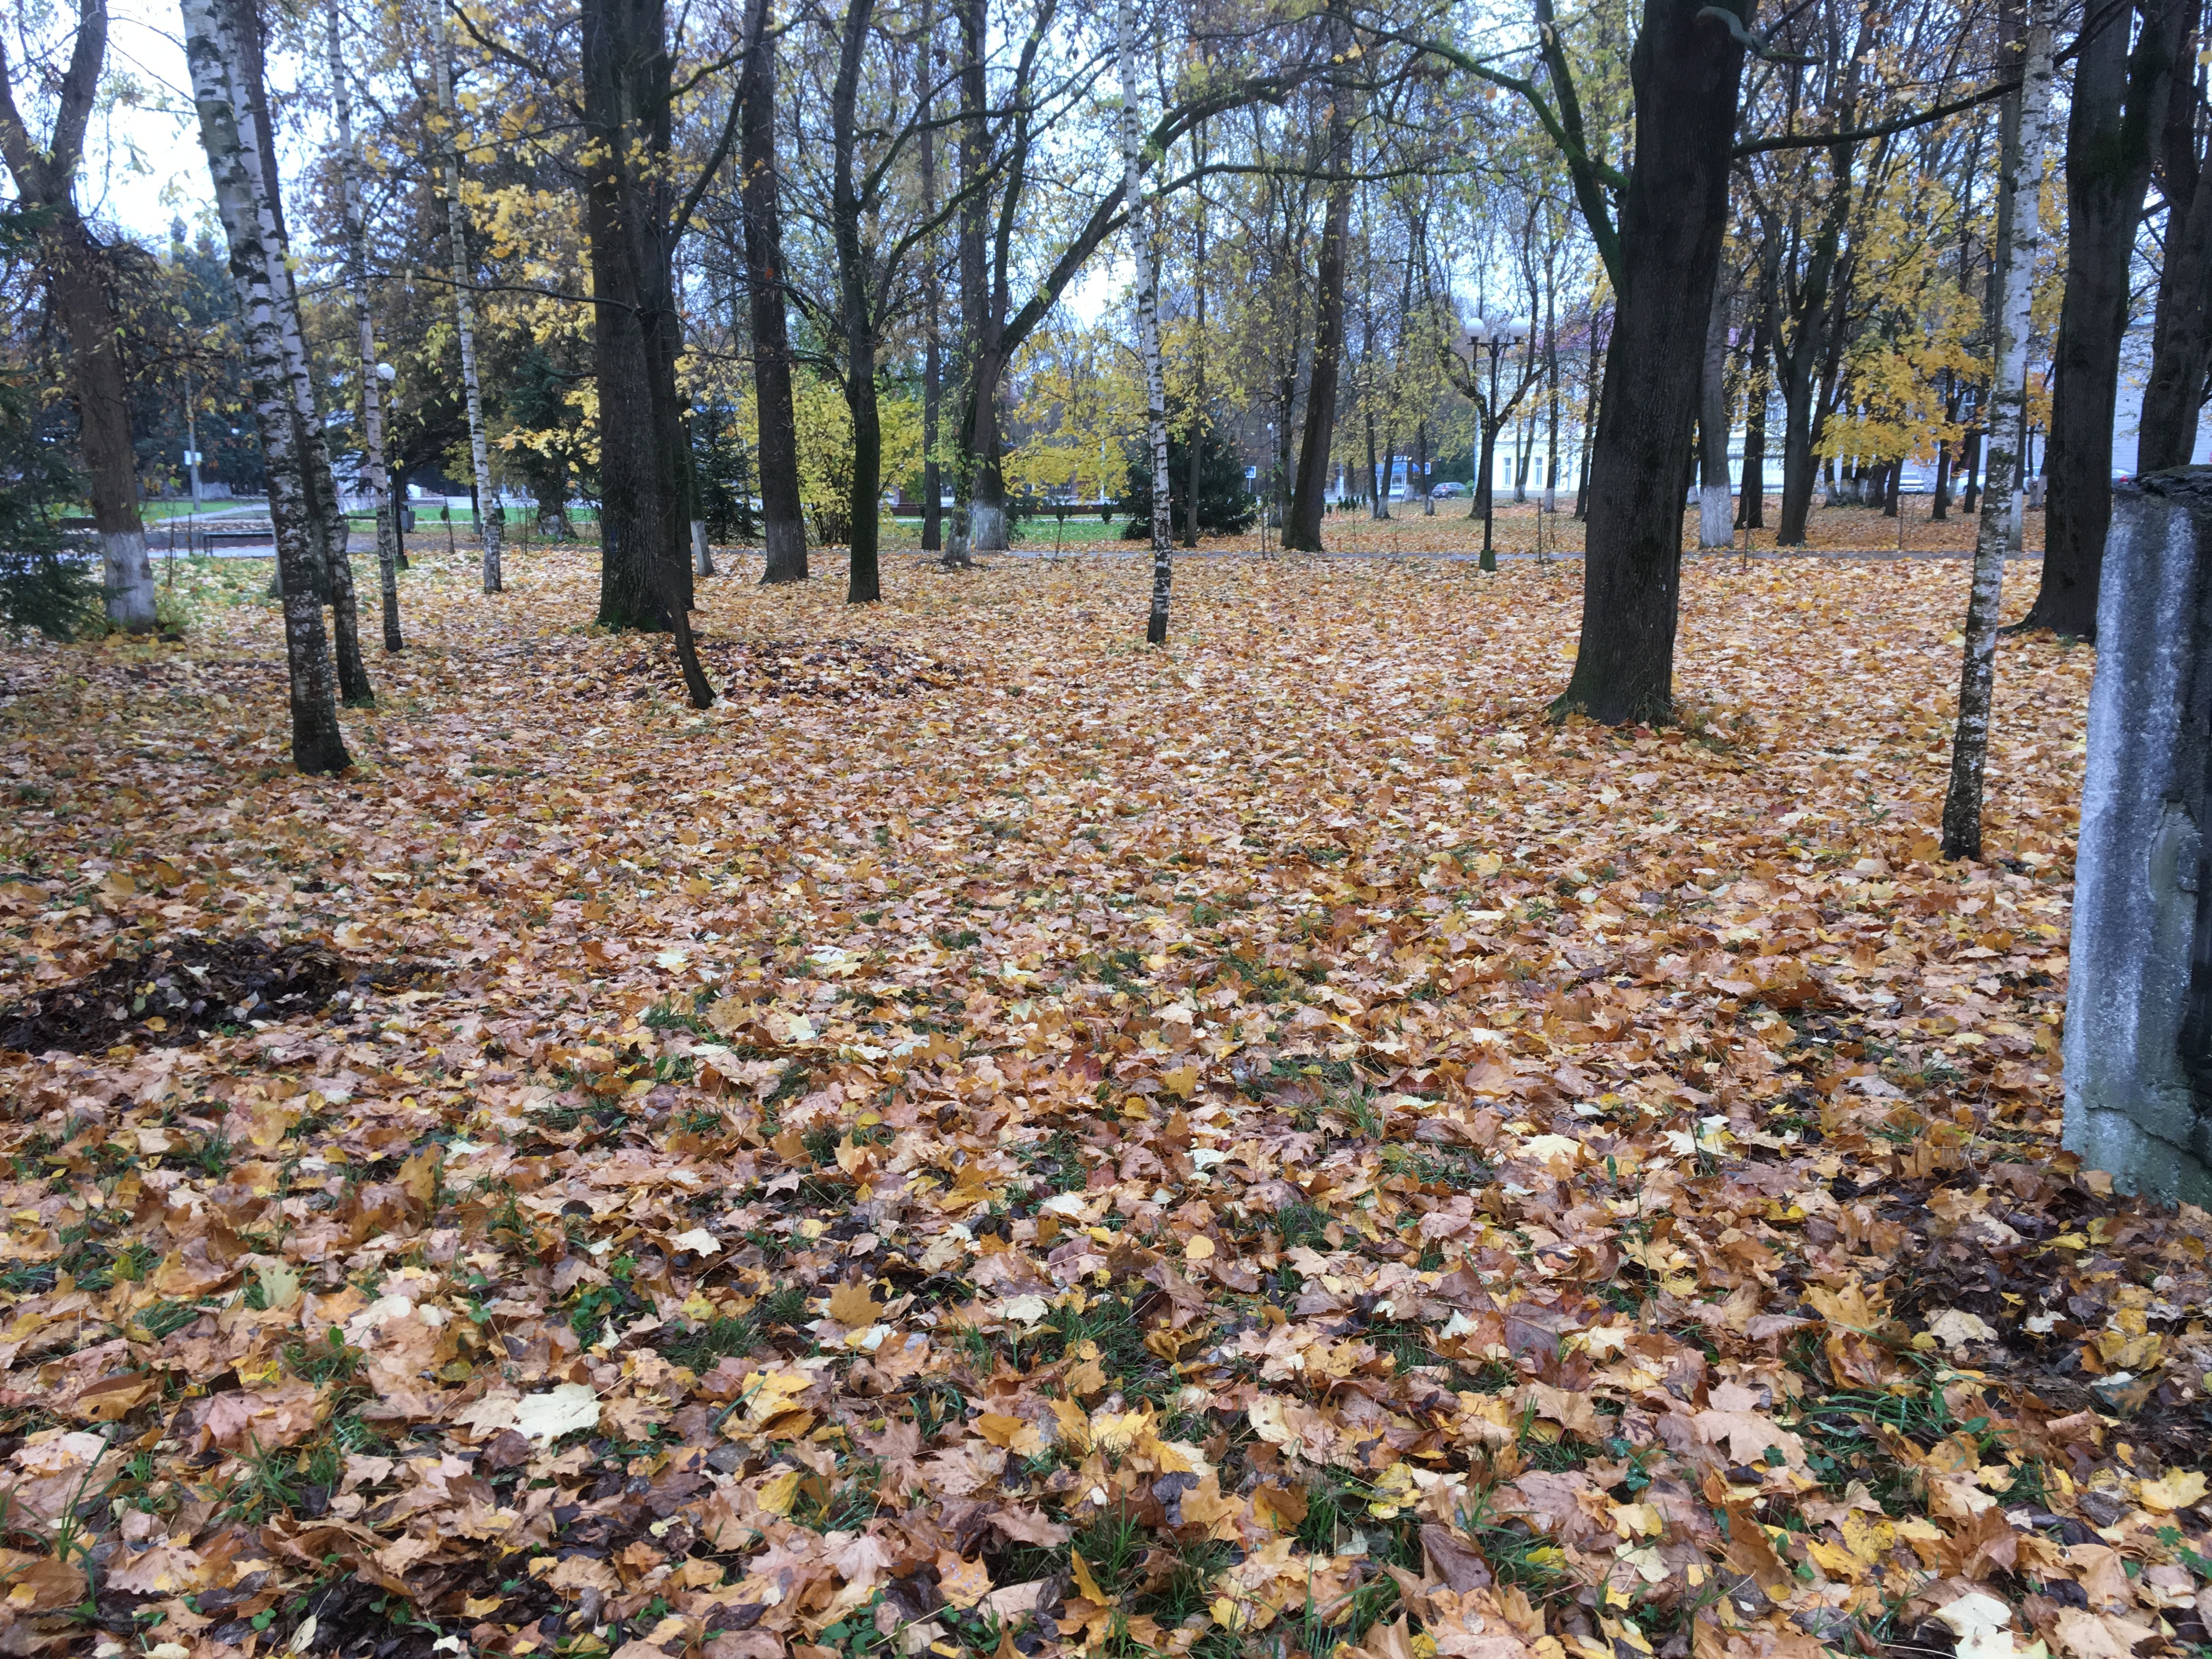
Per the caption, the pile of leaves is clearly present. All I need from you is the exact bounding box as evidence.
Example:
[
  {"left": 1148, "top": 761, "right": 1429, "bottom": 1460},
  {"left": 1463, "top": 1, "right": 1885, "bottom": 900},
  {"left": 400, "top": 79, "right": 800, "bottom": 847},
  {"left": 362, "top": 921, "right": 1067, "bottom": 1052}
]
[
  {"left": 607, "top": 637, "right": 964, "bottom": 703},
  {"left": 0, "top": 549, "right": 2202, "bottom": 1659},
  {"left": 1193, "top": 503, "right": 2039, "bottom": 558},
  {"left": 0, "top": 935, "right": 413, "bottom": 1055}
]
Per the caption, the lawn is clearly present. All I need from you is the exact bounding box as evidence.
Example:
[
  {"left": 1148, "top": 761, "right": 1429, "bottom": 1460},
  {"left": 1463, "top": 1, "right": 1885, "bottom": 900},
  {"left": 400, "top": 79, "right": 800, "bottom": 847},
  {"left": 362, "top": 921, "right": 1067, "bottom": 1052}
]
[{"left": 0, "top": 547, "right": 2201, "bottom": 1659}]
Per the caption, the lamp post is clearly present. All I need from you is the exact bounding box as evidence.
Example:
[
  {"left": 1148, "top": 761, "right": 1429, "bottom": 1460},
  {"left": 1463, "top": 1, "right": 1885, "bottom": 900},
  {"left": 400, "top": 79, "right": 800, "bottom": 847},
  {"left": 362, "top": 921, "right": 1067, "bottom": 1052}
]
[
  {"left": 1462, "top": 317, "right": 1529, "bottom": 573},
  {"left": 1262, "top": 420, "right": 1276, "bottom": 553}
]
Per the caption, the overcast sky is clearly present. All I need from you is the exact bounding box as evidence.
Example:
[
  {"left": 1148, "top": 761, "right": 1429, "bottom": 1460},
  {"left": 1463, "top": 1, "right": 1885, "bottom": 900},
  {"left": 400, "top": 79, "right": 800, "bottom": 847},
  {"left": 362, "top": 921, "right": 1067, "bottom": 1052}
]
[{"left": 61, "top": 0, "right": 213, "bottom": 241}]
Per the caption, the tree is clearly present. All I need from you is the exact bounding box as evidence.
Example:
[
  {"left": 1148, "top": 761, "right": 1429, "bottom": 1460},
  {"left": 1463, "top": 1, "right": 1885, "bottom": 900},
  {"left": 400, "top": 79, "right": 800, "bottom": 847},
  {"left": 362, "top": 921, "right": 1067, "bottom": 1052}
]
[
  {"left": 828, "top": 0, "right": 887, "bottom": 603},
  {"left": 918, "top": 0, "right": 945, "bottom": 556},
  {"left": 693, "top": 399, "right": 761, "bottom": 543},
  {"left": 1118, "top": 0, "right": 1171, "bottom": 640},
  {"left": 0, "top": 0, "right": 159, "bottom": 632},
  {"left": 228, "top": 0, "right": 371, "bottom": 704},
  {"left": 1697, "top": 267, "right": 1733, "bottom": 546},
  {"left": 2140, "top": 19, "right": 2212, "bottom": 475},
  {"left": 1943, "top": 0, "right": 2056, "bottom": 859},
  {"left": 430, "top": 2, "right": 506, "bottom": 594},
  {"left": 1547, "top": 0, "right": 1747, "bottom": 723},
  {"left": 329, "top": 0, "right": 402, "bottom": 654},
  {"left": 739, "top": 0, "right": 808, "bottom": 583},
  {"left": 2021, "top": 0, "right": 2187, "bottom": 639},
  {"left": 1120, "top": 421, "right": 1257, "bottom": 539},
  {"left": 0, "top": 298, "right": 100, "bottom": 641},
  {"left": 182, "top": 0, "right": 350, "bottom": 773},
  {"left": 1284, "top": 7, "right": 1356, "bottom": 554},
  {"left": 579, "top": 0, "right": 714, "bottom": 707}
]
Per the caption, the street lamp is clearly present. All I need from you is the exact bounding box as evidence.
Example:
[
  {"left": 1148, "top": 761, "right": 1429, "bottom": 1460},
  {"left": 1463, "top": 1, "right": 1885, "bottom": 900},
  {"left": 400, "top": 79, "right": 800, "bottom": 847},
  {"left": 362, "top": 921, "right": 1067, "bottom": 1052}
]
[
  {"left": 1462, "top": 316, "right": 1530, "bottom": 573},
  {"left": 1262, "top": 420, "right": 1276, "bottom": 554}
]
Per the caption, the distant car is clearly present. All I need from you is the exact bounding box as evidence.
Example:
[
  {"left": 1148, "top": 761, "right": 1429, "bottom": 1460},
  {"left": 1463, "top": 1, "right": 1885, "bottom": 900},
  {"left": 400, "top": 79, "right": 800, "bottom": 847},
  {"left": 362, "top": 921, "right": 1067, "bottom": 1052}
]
[{"left": 1430, "top": 482, "right": 1468, "bottom": 499}]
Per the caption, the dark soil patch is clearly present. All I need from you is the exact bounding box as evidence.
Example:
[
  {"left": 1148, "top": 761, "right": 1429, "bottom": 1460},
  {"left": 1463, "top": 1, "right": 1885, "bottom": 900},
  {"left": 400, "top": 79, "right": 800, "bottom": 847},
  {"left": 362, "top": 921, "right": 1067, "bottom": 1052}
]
[
  {"left": 608, "top": 637, "right": 963, "bottom": 702},
  {"left": 1830, "top": 1158, "right": 2212, "bottom": 1476},
  {"left": 0, "top": 934, "right": 419, "bottom": 1055}
]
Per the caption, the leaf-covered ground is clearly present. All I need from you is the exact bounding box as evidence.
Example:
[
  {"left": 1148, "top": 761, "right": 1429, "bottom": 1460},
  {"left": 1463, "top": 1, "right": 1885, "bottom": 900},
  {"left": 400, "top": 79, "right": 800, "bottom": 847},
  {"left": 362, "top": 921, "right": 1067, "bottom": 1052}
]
[
  {"left": 2, "top": 551, "right": 2206, "bottom": 1659},
  {"left": 861, "top": 498, "right": 2035, "bottom": 557}
]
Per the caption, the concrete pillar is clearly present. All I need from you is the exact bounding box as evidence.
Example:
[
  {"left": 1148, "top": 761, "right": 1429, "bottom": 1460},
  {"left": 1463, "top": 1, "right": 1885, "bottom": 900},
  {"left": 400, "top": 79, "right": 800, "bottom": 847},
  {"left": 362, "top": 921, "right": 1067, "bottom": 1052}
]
[{"left": 2062, "top": 467, "right": 2212, "bottom": 1205}]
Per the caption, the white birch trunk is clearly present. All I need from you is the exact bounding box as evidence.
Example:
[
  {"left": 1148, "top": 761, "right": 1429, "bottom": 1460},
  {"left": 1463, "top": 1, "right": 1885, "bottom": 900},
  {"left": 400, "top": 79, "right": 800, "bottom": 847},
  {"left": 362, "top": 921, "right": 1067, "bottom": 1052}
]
[
  {"left": 180, "top": 0, "right": 349, "bottom": 772},
  {"left": 693, "top": 520, "right": 713, "bottom": 577},
  {"left": 330, "top": 0, "right": 401, "bottom": 653},
  {"left": 1116, "top": 0, "right": 1171, "bottom": 643},
  {"left": 432, "top": 4, "right": 503, "bottom": 593},
  {"left": 222, "top": 0, "right": 368, "bottom": 703},
  {"left": 1942, "top": 1, "right": 2055, "bottom": 860}
]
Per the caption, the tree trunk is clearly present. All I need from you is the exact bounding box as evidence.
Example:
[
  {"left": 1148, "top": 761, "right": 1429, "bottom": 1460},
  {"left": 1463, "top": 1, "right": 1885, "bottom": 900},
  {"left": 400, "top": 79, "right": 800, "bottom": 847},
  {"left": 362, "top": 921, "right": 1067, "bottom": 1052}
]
[
  {"left": 1552, "top": 0, "right": 1746, "bottom": 724},
  {"left": 949, "top": 0, "right": 999, "bottom": 561},
  {"left": 1117, "top": 0, "right": 1172, "bottom": 638},
  {"left": 1284, "top": 31, "right": 1353, "bottom": 555},
  {"left": 831, "top": 0, "right": 884, "bottom": 604},
  {"left": 1543, "top": 273, "right": 1560, "bottom": 512},
  {"left": 582, "top": 0, "right": 714, "bottom": 707},
  {"left": 1365, "top": 409, "right": 1384, "bottom": 519},
  {"left": 44, "top": 218, "right": 158, "bottom": 631},
  {"left": 1736, "top": 249, "right": 1773, "bottom": 530},
  {"left": 1770, "top": 34, "right": 1875, "bottom": 548},
  {"left": 740, "top": 0, "right": 806, "bottom": 582},
  {"left": 2138, "top": 27, "right": 2212, "bottom": 472},
  {"left": 1943, "top": 2, "right": 2055, "bottom": 860},
  {"left": 1476, "top": 417, "right": 1500, "bottom": 567},
  {"left": 1186, "top": 122, "right": 1208, "bottom": 549},
  {"left": 184, "top": 0, "right": 348, "bottom": 772},
  {"left": 2023, "top": 0, "right": 2186, "bottom": 636},
  {"left": 1574, "top": 305, "right": 1604, "bottom": 521},
  {"left": 1699, "top": 271, "right": 1732, "bottom": 546},
  {"left": 230, "top": 0, "right": 369, "bottom": 701},
  {"left": 919, "top": 0, "right": 943, "bottom": 555},
  {"left": 329, "top": 0, "right": 400, "bottom": 656},
  {"left": 0, "top": 0, "right": 159, "bottom": 634},
  {"left": 1775, "top": 357, "right": 1819, "bottom": 538},
  {"left": 431, "top": 5, "right": 503, "bottom": 594}
]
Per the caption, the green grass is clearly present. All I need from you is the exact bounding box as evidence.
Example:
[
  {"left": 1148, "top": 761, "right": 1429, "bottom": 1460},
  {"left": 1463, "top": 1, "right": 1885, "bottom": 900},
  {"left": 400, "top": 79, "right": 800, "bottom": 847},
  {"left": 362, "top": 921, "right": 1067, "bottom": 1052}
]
[
  {"left": 1272, "top": 1201, "right": 1335, "bottom": 1250},
  {"left": 284, "top": 1328, "right": 364, "bottom": 1386},
  {"left": 1791, "top": 1363, "right": 2007, "bottom": 1515},
  {"left": 660, "top": 1285, "right": 810, "bottom": 1372},
  {"left": 1024, "top": 1293, "right": 1169, "bottom": 1400}
]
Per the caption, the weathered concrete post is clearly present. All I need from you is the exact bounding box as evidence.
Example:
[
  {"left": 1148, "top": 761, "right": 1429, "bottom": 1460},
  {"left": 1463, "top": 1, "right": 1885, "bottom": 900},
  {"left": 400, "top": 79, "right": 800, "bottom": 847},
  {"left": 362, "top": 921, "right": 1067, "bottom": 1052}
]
[{"left": 2062, "top": 467, "right": 2212, "bottom": 1205}]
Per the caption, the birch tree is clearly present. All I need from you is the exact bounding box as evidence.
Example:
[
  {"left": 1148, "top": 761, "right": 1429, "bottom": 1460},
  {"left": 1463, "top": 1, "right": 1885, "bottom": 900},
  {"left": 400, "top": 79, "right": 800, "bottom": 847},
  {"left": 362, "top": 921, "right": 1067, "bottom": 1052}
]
[
  {"left": 1118, "top": 0, "right": 1171, "bottom": 642},
  {"left": 331, "top": 0, "right": 402, "bottom": 653},
  {"left": 1940, "top": 1, "right": 2055, "bottom": 861},
  {"left": 227, "top": 0, "right": 371, "bottom": 704},
  {"left": 181, "top": 0, "right": 350, "bottom": 773},
  {"left": 432, "top": 0, "right": 504, "bottom": 594}
]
